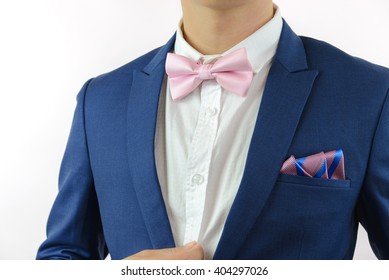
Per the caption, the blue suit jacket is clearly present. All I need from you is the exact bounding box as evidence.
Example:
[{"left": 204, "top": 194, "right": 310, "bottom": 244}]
[{"left": 37, "top": 21, "right": 389, "bottom": 259}]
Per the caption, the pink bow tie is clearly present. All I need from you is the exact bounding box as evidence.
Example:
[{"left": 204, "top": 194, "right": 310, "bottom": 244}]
[{"left": 165, "top": 48, "right": 253, "bottom": 101}]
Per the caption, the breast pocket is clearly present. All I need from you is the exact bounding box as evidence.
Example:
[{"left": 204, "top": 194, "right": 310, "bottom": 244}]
[
  {"left": 277, "top": 173, "right": 351, "bottom": 189},
  {"left": 261, "top": 173, "right": 357, "bottom": 259}
]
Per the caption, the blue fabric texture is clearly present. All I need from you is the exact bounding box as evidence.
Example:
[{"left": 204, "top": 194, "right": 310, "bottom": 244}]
[{"left": 36, "top": 20, "right": 389, "bottom": 260}]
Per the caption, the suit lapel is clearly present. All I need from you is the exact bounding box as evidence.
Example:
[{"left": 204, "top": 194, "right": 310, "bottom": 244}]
[
  {"left": 126, "top": 36, "right": 176, "bottom": 249},
  {"left": 214, "top": 22, "right": 319, "bottom": 259}
]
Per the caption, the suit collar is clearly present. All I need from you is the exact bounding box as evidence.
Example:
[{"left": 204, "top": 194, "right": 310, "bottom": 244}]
[
  {"left": 142, "top": 34, "right": 176, "bottom": 75},
  {"left": 275, "top": 19, "right": 309, "bottom": 72}
]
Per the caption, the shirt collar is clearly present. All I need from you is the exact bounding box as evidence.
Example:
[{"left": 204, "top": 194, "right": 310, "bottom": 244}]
[{"left": 174, "top": 5, "right": 283, "bottom": 74}]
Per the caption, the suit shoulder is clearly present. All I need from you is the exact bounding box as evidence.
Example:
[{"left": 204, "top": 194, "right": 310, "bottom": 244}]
[{"left": 300, "top": 36, "right": 389, "bottom": 86}]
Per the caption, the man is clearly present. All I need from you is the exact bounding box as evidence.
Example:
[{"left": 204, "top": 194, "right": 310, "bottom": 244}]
[{"left": 37, "top": 0, "right": 389, "bottom": 260}]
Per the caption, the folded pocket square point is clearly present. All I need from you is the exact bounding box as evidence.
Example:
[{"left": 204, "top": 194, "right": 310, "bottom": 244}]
[{"left": 281, "top": 149, "right": 345, "bottom": 180}]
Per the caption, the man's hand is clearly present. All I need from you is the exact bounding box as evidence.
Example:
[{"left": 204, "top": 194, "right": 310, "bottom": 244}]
[{"left": 123, "top": 241, "right": 204, "bottom": 260}]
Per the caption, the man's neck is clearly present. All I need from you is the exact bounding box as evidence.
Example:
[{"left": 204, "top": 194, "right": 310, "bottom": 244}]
[{"left": 180, "top": 0, "right": 274, "bottom": 55}]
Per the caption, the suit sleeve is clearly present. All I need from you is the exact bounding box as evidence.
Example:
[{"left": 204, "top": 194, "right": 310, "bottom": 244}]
[
  {"left": 358, "top": 89, "right": 389, "bottom": 259},
  {"left": 36, "top": 79, "right": 108, "bottom": 259}
]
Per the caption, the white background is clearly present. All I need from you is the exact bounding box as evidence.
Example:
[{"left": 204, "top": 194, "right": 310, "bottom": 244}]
[{"left": 0, "top": 0, "right": 388, "bottom": 260}]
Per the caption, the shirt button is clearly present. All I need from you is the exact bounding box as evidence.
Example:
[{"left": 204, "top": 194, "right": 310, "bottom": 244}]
[
  {"left": 206, "top": 107, "right": 218, "bottom": 117},
  {"left": 192, "top": 174, "right": 204, "bottom": 185}
]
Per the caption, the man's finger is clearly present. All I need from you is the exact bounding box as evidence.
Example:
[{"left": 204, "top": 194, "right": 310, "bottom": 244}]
[{"left": 123, "top": 241, "right": 204, "bottom": 260}]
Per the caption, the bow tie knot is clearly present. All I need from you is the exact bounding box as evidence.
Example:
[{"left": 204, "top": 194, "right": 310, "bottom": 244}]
[
  {"left": 196, "top": 63, "right": 214, "bottom": 80},
  {"left": 165, "top": 48, "right": 253, "bottom": 101}
]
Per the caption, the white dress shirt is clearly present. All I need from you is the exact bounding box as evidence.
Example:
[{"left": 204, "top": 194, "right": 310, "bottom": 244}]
[{"left": 155, "top": 7, "right": 283, "bottom": 259}]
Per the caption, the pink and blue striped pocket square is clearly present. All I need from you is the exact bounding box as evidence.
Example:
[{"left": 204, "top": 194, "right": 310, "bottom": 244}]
[{"left": 280, "top": 149, "right": 345, "bottom": 180}]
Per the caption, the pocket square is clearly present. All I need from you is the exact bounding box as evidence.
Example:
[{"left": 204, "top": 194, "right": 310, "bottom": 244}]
[{"left": 280, "top": 149, "right": 345, "bottom": 180}]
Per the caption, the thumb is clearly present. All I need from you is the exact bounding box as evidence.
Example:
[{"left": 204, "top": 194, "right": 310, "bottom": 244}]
[
  {"left": 124, "top": 241, "right": 204, "bottom": 260},
  {"left": 167, "top": 241, "right": 204, "bottom": 260}
]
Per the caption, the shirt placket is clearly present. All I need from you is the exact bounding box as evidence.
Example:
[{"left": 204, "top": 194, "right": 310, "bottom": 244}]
[{"left": 183, "top": 80, "right": 221, "bottom": 244}]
